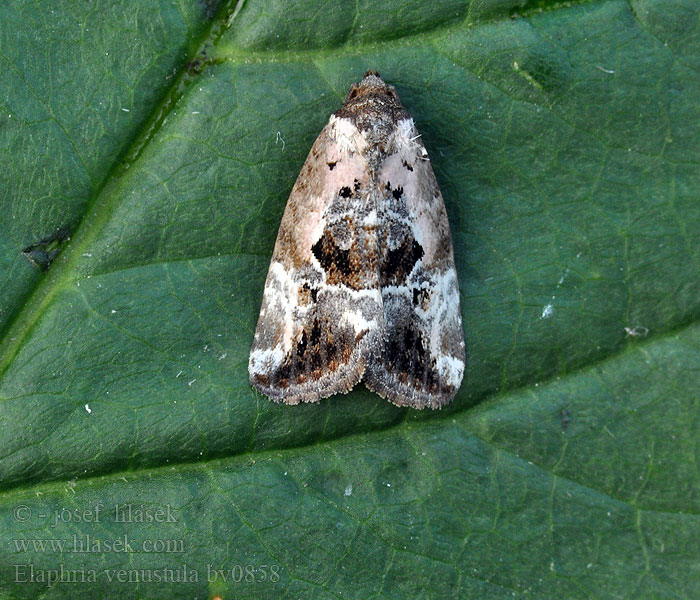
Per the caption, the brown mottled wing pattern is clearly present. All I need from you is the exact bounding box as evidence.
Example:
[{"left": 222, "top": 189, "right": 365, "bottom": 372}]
[
  {"left": 250, "top": 71, "right": 464, "bottom": 408},
  {"left": 248, "top": 117, "right": 382, "bottom": 404},
  {"left": 363, "top": 119, "right": 465, "bottom": 408}
]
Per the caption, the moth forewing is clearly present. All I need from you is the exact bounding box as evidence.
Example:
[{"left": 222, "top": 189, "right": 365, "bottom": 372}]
[{"left": 249, "top": 71, "right": 465, "bottom": 408}]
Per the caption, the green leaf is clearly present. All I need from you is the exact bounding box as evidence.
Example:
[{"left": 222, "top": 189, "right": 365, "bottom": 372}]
[{"left": 1, "top": 0, "right": 699, "bottom": 598}]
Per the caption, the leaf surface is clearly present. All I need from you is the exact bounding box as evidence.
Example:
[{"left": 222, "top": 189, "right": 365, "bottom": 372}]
[{"left": 0, "top": 0, "right": 698, "bottom": 597}]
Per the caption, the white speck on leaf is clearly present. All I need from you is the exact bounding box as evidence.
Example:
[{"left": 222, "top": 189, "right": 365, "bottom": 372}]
[
  {"left": 541, "top": 304, "right": 554, "bottom": 319},
  {"left": 625, "top": 325, "right": 649, "bottom": 337},
  {"left": 344, "top": 484, "right": 353, "bottom": 496},
  {"left": 84, "top": 404, "right": 91, "bottom": 413}
]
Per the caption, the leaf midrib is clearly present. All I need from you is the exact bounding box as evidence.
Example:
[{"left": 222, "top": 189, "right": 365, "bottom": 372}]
[
  {"left": 0, "top": 315, "right": 697, "bottom": 505},
  {"left": 2, "top": 324, "right": 699, "bottom": 531}
]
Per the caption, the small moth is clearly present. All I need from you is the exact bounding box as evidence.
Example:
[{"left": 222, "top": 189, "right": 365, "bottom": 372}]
[{"left": 249, "top": 71, "right": 465, "bottom": 409}]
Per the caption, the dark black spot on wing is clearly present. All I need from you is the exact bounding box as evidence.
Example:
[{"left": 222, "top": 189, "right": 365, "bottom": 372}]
[
  {"left": 312, "top": 231, "right": 351, "bottom": 279},
  {"left": 380, "top": 238, "right": 424, "bottom": 286},
  {"left": 311, "top": 222, "right": 376, "bottom": 290},
  {"left": 296, "top": 329, "right": 308, "bottom": 357},
  {"left": 392, "top": 186, "right": 403, "bottom": 200},
  {"left": 402, "top": 160, "right": 413, "bottom": 171},
  {"left": 309, "top": 318, "right": 322, "bottom": 347},
  {"left": 412, "top": 287, "right": 431, "bottom": 310},
  {"left": 270, "top": 315, "right": 355, "bottom": 388},
  {"left": 339, "top": 186, "right": 352, "bottom": 198},
  {"left": 385, "top": 324, "right": 439, "bottom": 393},
  {"left": 298, "top": 283, "right": 319, "bottom": 305},
  {"left": 412, "top": 287, "right": 428, "bottom": 305},
  {"left": 327, "top": 161, "right": 337, "bottom": 170}
]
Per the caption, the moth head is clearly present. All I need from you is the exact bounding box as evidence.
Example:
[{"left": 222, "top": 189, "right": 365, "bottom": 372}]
[{"left": 343, "top": 71, "right": 402, "bottom": 109}]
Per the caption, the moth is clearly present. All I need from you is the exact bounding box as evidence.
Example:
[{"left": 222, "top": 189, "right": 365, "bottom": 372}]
[{"left": 249, "top": 71, "right": 465, "bottom": 409}]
